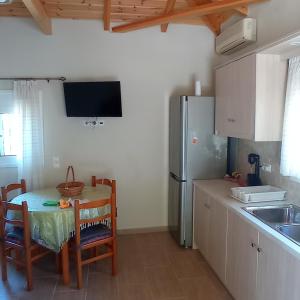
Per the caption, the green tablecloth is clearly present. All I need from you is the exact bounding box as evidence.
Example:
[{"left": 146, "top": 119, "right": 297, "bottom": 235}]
[{"left": 11, "top": 186, "right": 111, "bottom": 253}]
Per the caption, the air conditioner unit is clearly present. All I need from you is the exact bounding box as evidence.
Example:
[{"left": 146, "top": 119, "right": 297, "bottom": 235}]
[{"left": 216, "top": 18, "right": 256, "bottom": 55}]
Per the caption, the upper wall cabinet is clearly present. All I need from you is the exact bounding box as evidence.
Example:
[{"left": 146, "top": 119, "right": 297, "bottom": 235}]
[{"left": 215, "top": 53, "right": 287, "bottom": 141}]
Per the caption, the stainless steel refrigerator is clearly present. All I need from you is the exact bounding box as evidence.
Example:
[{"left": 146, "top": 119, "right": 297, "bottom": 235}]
[{"left": 168, "top": 96, "right": 227, "bottom": 247}]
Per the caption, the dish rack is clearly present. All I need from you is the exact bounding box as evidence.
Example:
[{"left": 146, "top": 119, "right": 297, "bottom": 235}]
[{"left": 231, "top": 185, "right": 287, "bottom": 203}]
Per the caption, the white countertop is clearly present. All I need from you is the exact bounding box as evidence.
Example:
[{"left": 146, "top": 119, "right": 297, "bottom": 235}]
[{"left": 193, "top": 179, "right": 300, "bottom": 259}]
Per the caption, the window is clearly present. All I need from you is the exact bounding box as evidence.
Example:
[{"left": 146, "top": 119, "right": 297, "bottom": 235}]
[
  {"left": 0, "top": 114, "right": 17, "bottom": 156},
  {"left": 0, "top": 89, "right": 17, "bottom": 167},
  {"left": 280, "top": 56, "right": 300, "bottom": 180}
]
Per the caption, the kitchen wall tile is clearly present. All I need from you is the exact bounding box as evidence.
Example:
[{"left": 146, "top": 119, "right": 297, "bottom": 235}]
[{"left": 234, "top": 138, "right": 300, "bottom": 204}]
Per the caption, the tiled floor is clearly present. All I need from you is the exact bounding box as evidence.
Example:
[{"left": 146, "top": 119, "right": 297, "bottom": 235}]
[{"left": 0, "top": 232, "right": 233, "bottom": 300}]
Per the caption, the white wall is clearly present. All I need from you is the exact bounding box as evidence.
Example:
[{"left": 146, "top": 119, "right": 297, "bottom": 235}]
[
  {"left": 248, "top": 0, "right": 300, "bottom": 47},
  {"left": 0, "top": 18, "right": 215, "bottom": 230},
  {"left": 218, "top": 0, "right": 300, "bottom": 63}
]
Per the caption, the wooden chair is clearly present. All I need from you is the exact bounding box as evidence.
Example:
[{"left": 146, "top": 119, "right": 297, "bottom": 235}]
[
  {"left": 73, "top": 187, "right": 117, "bottom": 289},
  {"left": 0, "top": 200, "right": 51, "bottom": 291},
  {"left": 91, "top": 177, "right": 117, "bottom": 217},
  {"left": 91, "top": 176, "right": 116, "bottom": 194},
  {"left": 1, "top": 179, "right": 27, "bottom": 202}
]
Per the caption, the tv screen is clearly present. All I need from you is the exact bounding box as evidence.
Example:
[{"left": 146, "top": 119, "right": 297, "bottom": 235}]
[{"left": 63, "top": 81, "right": 122, "bottom": 117}]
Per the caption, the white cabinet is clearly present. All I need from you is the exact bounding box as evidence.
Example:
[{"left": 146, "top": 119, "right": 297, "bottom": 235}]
[
  {"left": 257, "top": 232, "right": 300, "bottom": 300},
  {"left": 207, "top": 195, "right": 227, "bottom": 283},
  {"left": 193, "top": 186, "right": 210, "bottom": 259},
  {"left": 193, "top": 184, "right": 300, "bottom": 300},
  {"left": 193, "top": 185, "right": 227, "bottom": 283},
  {"left": 226, "top": 210, "right": 258, "bottom": 300},
  {"left": 194, "top": 181, "right": 300, "bottom": 300},
  {"left": 215, "top": 53, "right": 287, "bottom": 141},
  {"left": 226, "top": 209, "right": 300, "bottom": 300}
]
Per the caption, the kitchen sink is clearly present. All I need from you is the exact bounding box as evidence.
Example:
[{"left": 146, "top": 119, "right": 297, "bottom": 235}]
[
  {"left": 278, "top": 224, "right": 300, "bottom": 245},
  {"left": 243, "top": 204, "right": 300, "bottom": 246},
  {"left": 243, "top": 204, "right": 300, "bottom": 225}
]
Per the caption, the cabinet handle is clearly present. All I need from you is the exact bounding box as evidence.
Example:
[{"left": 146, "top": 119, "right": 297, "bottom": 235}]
[
  {"left": 250, "top": 242, "right": 257, "bottom": 248},
  {"left": 257, "top": 247, "right": 263, "bottom": 253},
  {"left": 227, "top": 118, "right": 236, "bottom": 123},
  {"left": 204, "top": 203, "right": 210, "bottom": 209}
]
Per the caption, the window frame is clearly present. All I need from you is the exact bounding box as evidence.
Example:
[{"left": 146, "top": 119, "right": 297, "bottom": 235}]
[{"left": 0, "top": 89, "right": 17, "bottom": 168}]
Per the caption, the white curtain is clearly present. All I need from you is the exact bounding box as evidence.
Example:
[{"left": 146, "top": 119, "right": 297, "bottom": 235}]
[
  {"left": 14, "top": 81, "right": 44, "bottom": 191},
  {"left": 280, "top": 57, "right": 300, "bottom": 179}
]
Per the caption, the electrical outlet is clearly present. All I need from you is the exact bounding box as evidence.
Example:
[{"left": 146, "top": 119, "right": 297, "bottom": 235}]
[
  {"left": 261, "top": 163, "right": 272, "bottom": 173},
  {"left": 83, "top": 120, "right": 104, "bottom": 127}
]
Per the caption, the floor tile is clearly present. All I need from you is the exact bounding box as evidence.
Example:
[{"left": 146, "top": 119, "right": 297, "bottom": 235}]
[
  {"left": 31, "top": 254, "right": 59, "bottom": 279},
  {"left": 168, "top": 249, "right": 211, "bottom": 279},
  {"left": 0, "top": 232, "right": 232, "bottom": 300},
  {"left": 55, "top": 264, "right": 89, "bottom": 291},
  {"left": 0, "top": 268, "right": 25, "bottom": 300},
  {"left": 18, "top": 277, "right": 57, "bottom": 300},
  {"left": 117, "top": 259, "right": 148, "bottom": 285},
  {"left": 85, "top": 272, "right": 118, "bottom": 300},
  {"left": 53, "top": 290, "right": 87, "bottom": 300},
  {"left": 117, "top": 283, "right": 153, "bottom": 300},
  {"left": 179, "top": 276, "right": 233, "bottom": 300},
  {"left": 149, "top": 232, "right": 181, "bottom": 252},
  {"left": 146, "top": 266, "right": 185, "bottom": 300},
  {"left": 88, "top": 256, "right": 113, "bottom": 275},
  {"left": 139, "top": 245, "right": 171, "bottom": 268}
]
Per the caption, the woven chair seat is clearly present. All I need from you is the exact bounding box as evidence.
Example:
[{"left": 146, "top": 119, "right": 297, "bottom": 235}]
[
  {"left": 6, "top": 227, "right": 24, "bottom": 244},
  {"left": 80, "top": 223, "right": 112, "bottom": 246}
]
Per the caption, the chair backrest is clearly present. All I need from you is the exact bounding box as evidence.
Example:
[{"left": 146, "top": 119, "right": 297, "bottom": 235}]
[
  {"left": 0, "top": 200, "right": 31, "bottom": 247},
  {"left": 74, "top": 191, "right": 117, "bottom": 247},
  {"left": 1, "top": 179, "right": 27, "bottom": 202},
  {"left": 91, "top": 177, "right": 116, "bottom": 194}
]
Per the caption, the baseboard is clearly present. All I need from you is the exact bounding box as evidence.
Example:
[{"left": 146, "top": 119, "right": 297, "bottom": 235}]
[{"left": 117, "top": 226, "right": 168, "bottom": 235}]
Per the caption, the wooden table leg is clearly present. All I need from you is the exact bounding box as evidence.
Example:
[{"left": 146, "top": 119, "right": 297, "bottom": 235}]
[{"left": 61, "top": 242, "right": 70, "bottom": 285}]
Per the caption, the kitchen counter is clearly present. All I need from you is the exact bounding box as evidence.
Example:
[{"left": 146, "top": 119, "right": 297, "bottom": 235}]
[{"left": 193, "top": 179, "right": 300, "bottom": 259}]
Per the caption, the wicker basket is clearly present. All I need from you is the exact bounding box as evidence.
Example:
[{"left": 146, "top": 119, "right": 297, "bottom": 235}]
[{"left": 56, "top": 166, "right": 84, "bottom": 197}]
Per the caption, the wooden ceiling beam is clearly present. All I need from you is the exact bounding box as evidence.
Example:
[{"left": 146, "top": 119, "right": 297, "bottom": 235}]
[
  {"left": 172, "top": 17, "right": 205, "bottom": 25},
  {"left": 112, "top": 0, "right": 266, "bottom": 33},
  {"left": 184, "top": 0, "right": 247, "bottom": 34},
  {"left": 160, "top": 0, "right": 176, "bottom": 32},
  {"left": 22, "top": 0, "right": 52, "bottom": 34},
  {"left": 185, "top": 0, "right": 219, "bottom": 35},
  {"left": 201, "top": 15, "right": 219, "bottom": 34},
  {"left": 234, "top": 5, "right": 248, "bottom": 14},
  {"left": 211, "top": 0, "right": 248, "bottom": 15},
  {"left": 103, "top": 0, "right": 112, "bottom": 30},
  {"left": 205, "top": 0, "right": 248, "bottom": 34}
]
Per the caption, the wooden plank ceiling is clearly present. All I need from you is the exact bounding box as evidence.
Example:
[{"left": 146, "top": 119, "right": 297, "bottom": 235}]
[{"left": 0, "top": 0, "right": 267, "bottom": 34}]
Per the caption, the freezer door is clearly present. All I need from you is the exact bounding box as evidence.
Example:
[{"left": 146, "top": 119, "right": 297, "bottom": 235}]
[
  {"left": 186, "top": 96, "right": 227, "bottom": 180},
  {"left": 168, "top": 173, "right": 186, "bottom": 246},
  {"left": 169, "top": 96, "right": 187, "bottom": 180}
]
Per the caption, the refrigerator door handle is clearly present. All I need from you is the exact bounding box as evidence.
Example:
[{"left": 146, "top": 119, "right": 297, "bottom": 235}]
[{"left": 170, "top": 172, "right": 186, "bottom": 182}]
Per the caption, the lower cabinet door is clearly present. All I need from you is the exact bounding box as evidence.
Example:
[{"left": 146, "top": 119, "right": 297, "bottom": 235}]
[
  {"left": 226, "top": 210, "right": 258, "bottom": 300},
  {"left": 193, "top": 186, "right": 210, "bottom": 259},
  {"left": 257, "top": 232, "right": 300, "bottom": 300},
  {"left": 193, "top": 188, "right": 227, "bottom": 284},
  {"left": 207, "top": 197, "right": 227, "bottom": 284}
]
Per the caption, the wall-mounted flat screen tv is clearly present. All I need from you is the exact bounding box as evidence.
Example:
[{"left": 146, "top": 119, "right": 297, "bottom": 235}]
[{"left": 63, "top": 81, "right": 122, "bottom": 117}]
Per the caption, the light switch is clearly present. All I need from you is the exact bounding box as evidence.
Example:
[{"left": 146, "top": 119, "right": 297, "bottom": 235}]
[{"left": 52, "top": 156, "right": 60, "bottom": 168}]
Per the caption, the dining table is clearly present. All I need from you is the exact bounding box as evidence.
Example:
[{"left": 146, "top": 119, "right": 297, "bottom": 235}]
[{"left": 11, "top": 184, "right": 112, "bottom": 285}]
